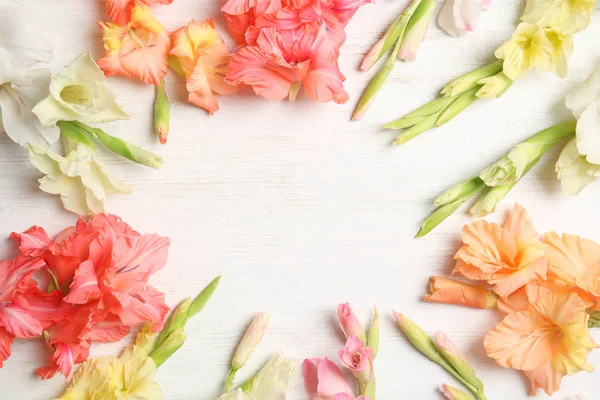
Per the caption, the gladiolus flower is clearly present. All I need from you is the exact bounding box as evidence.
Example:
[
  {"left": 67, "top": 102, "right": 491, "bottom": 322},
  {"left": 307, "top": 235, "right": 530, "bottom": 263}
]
[
  {"left": 545, "top": 29, "right": 574, "bottom": 78},
  {"left": 544, "top": 232, "right": 600, "bottom": 309},
  {"left": 425, "top": 277, "right": 497, "bottom": 309},
  {"left": 28, "top": 144, "right": 133, "bottom": 216},
  {"left": 338, "top": 336, "right": 374, "bottom": 385},
  {"left": 303, "top": 358, "right": 357, "bottom": 400},
  {"left": 556, "top": 66, "right": 600, "bottom": 194},
  {"left": 438, "top": 0, "right": 492, "bottom": 37},
  {"left": 226, "top": 26, "right": 349, "bottom": 103},
  {"left": 398, "top": 0, "right": 436, "bottom": 62},
  {"left": 453, "top": 204, "right": 547, "bottom": 297},
  {"left": 32, "top": 53, "right": 130, "bottom": 127},
  {"left": 495, "top": 23, "right": 554, "bottom": 80},
  {"left": 104, "top": 0, "right": 174, "bottom": 26},
  {"left": 522, "top": 0, "right": 595, "bottom": 35},
  {"left": 170, "top": 19, "right": 239, "bottom": 115},
  {"left": 0, "top": 2, "right": 59, "bottom": 147},
  {"left": 245, "top": 351, "right": 299, "bottom": 399},
  {"left": 337, "top": 303, "right": 367, "bottom": 343},
  {"left": 484, "top": 291, "right": 596, "bottom": 396},
  {"left": 97, "top": 4, "right": 171, "bottom": 86}
]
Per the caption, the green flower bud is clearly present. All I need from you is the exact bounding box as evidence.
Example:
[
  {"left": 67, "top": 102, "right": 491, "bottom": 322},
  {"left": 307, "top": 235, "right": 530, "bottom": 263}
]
[
  {"left": 441, "top": 61, "right": 503, "bottom": 98},
  {"left": 154, "top": 80, "right": 170, "bottom": 145},
  {"left": 440, "top": 384, "right": 475, "bottom": 400},
  {"left": 184, "top": 275, "right": 221, "bottom": 325},
  {"left": 149, "top": 328, "right": 187, "bottom": 368},
  {"left": 154, "top": 298, "right": 192, "bottom": 350},
  {"left": 71, "top": 121, "right": 163, "bottom": 169},
  {"left": 434, "top": 332, "right": 485, "bottom": 397},
  {"left": 476, "top": 72, "right": 513, "bottom": 99},
  {"left": 366, "top": 306, "right": 380, "bottom": 358},
  {"left": 436, "top": 86, "right": 480, "bottom": 127},
  {"left": 434, "top": 177, "right": 485, "bottom": 207},
  {"left": 57, "top": 121, "right": 96, "bottom": 151},
  {"left": 384, "top": 96, "right": 455, "bottom": 130}
]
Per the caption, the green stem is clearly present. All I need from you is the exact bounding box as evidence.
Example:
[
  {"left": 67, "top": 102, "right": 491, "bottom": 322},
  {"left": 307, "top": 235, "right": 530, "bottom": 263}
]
[{"left": 224, "top": 367, "right": 238, "bottom": 392}]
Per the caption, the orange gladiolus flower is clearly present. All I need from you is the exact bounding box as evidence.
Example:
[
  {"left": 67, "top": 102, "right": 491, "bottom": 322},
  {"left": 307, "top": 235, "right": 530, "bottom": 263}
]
[
  {"left": 97, "top": 4, "right": 171, "bottom": 86},
  {"left": 425, "top": 277, "right": 497, "bottom": 309},
  {"left": 105, "top": 0, "right": 174, "bottom": 26},
  {"left": 453, "top": 204, "right": 547, "bottom": 298},
  {"left": 484, "top": 289, "right": 596, "bottom": 396},
  {"left": 544, "top": 232, "right": 600, "bottom": 310},
  {"left": 169, "top": 19, "right": 239, "bottom": 114}
]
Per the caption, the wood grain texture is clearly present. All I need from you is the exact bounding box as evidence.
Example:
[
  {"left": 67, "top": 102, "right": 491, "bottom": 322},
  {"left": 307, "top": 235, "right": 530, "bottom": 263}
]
[{"left": 1, "top": 1, "right": 600, "bottom": 399}]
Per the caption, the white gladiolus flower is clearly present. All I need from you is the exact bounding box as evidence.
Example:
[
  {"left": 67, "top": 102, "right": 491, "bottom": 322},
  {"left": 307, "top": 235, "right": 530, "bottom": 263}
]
[
  {"left": 438, "top": 0, "right": 492, "bottom": 37},
  {"left": 0, "top": 1, "right": 59, "bottom": 146},
  {"left": 33, "top": 52, "right": 130, "bottom": 127},
  {"left": 28, "top": 143, "right": 132, "bottom": 215},
  {"left": 557, "top": 67, "right": 600, "bottom": 195},
  {"left": 247, "top": 351, "right": 298, "bottom": 400}
]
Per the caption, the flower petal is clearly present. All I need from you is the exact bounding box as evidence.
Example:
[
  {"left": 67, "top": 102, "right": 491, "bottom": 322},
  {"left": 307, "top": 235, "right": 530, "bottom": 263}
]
[
  {"left": 64, "top": 260, "right": 102, "bottom": 304},
  {"left": 0, "top": 304, "right": 44, "bottom": 338},
  {"left": 109, "top": 285, "right": 170, "bottom": 330},
  {"left": 556, "top": 138, "right": 600, "bottom": 196},
  {"left": 0, "top": 326, "right": 14, "bottom": 368},
  {"left": 575, "top": 100, "right": 600, "bottom": 164},
  {"left": 566, "top": 67, "right": 600, "bottom": 119}
]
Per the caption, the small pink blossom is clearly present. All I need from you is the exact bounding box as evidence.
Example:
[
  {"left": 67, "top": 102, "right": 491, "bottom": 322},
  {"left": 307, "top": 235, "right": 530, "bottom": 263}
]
[
  {"left": 337, "top": 302, "right": 366, "bottom": 343},
  {"left": 338, "top": 335, "right": 374, "bottom": 385}
]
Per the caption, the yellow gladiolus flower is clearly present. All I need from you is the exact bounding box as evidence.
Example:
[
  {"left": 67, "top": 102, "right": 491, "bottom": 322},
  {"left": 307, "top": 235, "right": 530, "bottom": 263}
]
[
  {"left": 55, "top": 345, "right": 161, "bottom": 400},
  {"left": 495, "top": 23, "right": 554, "bottom": 80},
  {"left": 545, "top": 29, "right": 574, "bottom": 78},
  {"left": 522, "top": 0, "right": 595, "bottom": 34}
]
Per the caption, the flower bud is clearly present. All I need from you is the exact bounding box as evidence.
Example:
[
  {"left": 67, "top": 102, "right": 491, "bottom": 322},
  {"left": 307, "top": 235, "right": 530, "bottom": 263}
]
[
  {"left": 440, "top": 384, "right": 474, "bottom": 400},
  {"left": 360, "top": 0, "right": 424, "bottom": 71},
  {"left": 154, "top": 298, "right": 192, "bottom": 350},
  {"left": 476, "top": 72, "right": 513, "bottom": 100},
  {"left": 154, "top": 80, "right": 170, "bottom": 145},
  {"left": 337, "top": 303, "right": 367, "bottom": 343},
  {"left": 436, "top": 87, "right": 480, "bottom": 127},
  {"left": 441, "top": 61, "right": 503, "bottom": 98},
  {"left": 398, "top": 0, "right": 436, "bottom": 62},
  {"left": 184, "top": 275, "right": 221, "bottom": 325},
  {"left": 393, "top": 311, "right": 446, "bottom": 365},
  {"left": 149, "top": 328, "right": 187, "bottom": 368},
  {"left": 232, "top": 312, "right": 271, "bottom": 370},
  {"left": 384, "top": 96, "right": 455, "bottom": 130},
  {"left": 135, "top": 322, "right": 158, "bottom": 354},
  {"left": 57, "top": 121, "right": 96, "bottom": 151},
  {"left": 425, "top": 277, "right": 497, "bottom": 309},
  {"left": 72, "top": 121, "right": 163, "bottom": 169},
  {"left": 434, "top": 331, "right": 484, "bottom": 395},
  {"left": 434, "top": 177, "right": 485, "bottom": 207},
  {"left": 366, "top": 306, "right": 380, "bottom": 358}
]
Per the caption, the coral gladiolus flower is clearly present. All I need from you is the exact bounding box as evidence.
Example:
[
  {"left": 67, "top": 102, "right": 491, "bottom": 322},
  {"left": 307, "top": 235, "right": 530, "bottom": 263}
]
[
  {"left": 105, "top": 0, "right": 174, "bottom": 26},
  {"left": 454, "top": 204, "right": 547, "bottom": 297},
  {"left": 484, "top": 291, "right": 596, "bottom": 395},
  {"left": 170, "top": 19, "right": 239, "bottom": 114},
  {"left": 97, "top": 4, "right": 171, "bottom": 86},
  {"left": 544, "top": 232, "right": 600, "bottom": 309},
  {"left": 425, "top": 277, "right": 497, "bottom": 309},
  {"left": 226, "top": 26, "right": 349, "bottom": 103}
]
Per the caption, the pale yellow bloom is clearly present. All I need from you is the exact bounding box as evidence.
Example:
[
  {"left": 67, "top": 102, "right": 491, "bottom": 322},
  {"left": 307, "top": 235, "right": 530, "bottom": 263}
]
[
  {"left": 522, "top": 0, "right": 595, "bottom": 34},
  {"left": 545, "top": 29, "right": 574, "bottom": 78},
  {"left": 495, "top": 23, "right": 554, "bottom": 80},
  {"left": 55, "top": 345, "right": 161, "bottom": 400},
  {"left": 28, "top": 143, "right": 132, "bottom": 215}
]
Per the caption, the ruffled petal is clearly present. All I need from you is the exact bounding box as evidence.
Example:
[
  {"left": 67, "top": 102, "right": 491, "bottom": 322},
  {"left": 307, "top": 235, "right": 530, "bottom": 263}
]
[
  {"left": 0, "top": 326, "right": 14, "bottom": 368},
  {"left": 109, "top": 285, "right": 169, "bottom": 330},
  {"left": 556, "top": 138, "right": 600, "bottom": 196},
  {"left": 565, "top": 67, "right": 600, "bottom": 119},
  {"left": 64, "top": 260, "right": 102, "bottom": 304},
  {"left": 575, "top": 100, "right": 600, "bottom": 164},
  {"left": 0, "top": 304, "right": 44, "bottom": 338},
  {"left": 9, "top": 225, "right": 51, "bottom": 257}
]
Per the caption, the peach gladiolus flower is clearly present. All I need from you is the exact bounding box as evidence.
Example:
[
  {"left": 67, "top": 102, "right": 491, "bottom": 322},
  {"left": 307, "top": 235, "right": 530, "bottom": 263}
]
[
  {"left": 105, "top": 0, "right": 174, "bottom": 26},
  {"left": 226, "top": 25, "right": 349, "bottom": 103},
  {"left": 485, "top": 290, "right": 596, "bottom": 395},
  {"left": 454, "top": 204, "right": 547, "bottom": 297},
  {"left": 170, "top": 19, "right": 239, "bottom": 114},
  {"left": 97, "top": 4, "right": 171, "bottom": 86},
  {"left": 425, "top": 277, "right": 497, "bottom": 309},
  {"left": 544, "top": 232, "right": 600, "bottom": 310}
]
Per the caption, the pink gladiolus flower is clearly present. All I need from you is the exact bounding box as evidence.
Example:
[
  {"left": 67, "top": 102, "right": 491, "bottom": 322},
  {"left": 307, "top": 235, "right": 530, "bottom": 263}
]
[
  {"left": 338, "top": 335, "right": 374, "bottom": 385},
  {"left": 303, "top": 357, "right": 370, "bottom": 400},
  {"left": 226, "top": 26, "right": 349, "bottom": 103},
  {"left": 170, "top": 19, "right": 240, "bottom": 114},
  {"left": 438, "top": 0, "right": 492, "bottom": 37},
  {"left": 97, "top": 4, "right": 172, "bottom": 86},
  {"left": 105, "top": 0, "right": 174, "bottom": 26},
  {"left": 337, "top": 302, "right": 367, "bottom": 343}
]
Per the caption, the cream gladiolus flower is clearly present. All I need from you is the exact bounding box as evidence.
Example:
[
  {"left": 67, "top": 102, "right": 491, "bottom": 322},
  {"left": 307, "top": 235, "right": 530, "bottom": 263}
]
[
  {"left": 522, "top": 0, "right": 595, "bottom": 34},
  {"left": 545, "top": 29, "right": 574, "bottom": 78},
  {"left": 28, "top": 143, "right": 132, "bottom": 215},
  {"left": 33, "top": 52, "right": 129, "bottom": 127},
  {"left": 495, "top": 23, "right": 554, "bottom": 80},
  {"left": 0, "top": 1, "right": 59, "bottom": 147},
  {"left": 247, "top": 351, "right": 298, "bottom": 399},
  {"left": 556, "top": 67, "right": 600, "bottom": 195},
  {"left": 56, "top": 345, "right": 161, "bottom": 400}
]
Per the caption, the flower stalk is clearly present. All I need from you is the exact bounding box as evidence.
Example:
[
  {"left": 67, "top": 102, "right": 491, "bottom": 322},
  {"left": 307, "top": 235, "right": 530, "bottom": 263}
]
[{"left": 417, "top": 121, "right": 577, "bottom": 237}]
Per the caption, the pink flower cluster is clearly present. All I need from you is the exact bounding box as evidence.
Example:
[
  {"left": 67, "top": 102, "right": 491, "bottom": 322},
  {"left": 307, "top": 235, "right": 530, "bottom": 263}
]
[
  {"left": 303, "top": 303, "right": 376, "bottom": 400},
  {"left": 222, "top": 0, "right": 374, "bottom": 103},
  {"left": 0, "top": 214, "right": 170, "bottom": 380}
]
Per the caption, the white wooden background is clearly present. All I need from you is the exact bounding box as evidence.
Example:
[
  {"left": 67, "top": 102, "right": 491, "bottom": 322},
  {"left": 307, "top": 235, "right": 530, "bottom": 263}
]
[{"left": 2, "top": 1, "right": 600, "bottom": 399}]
